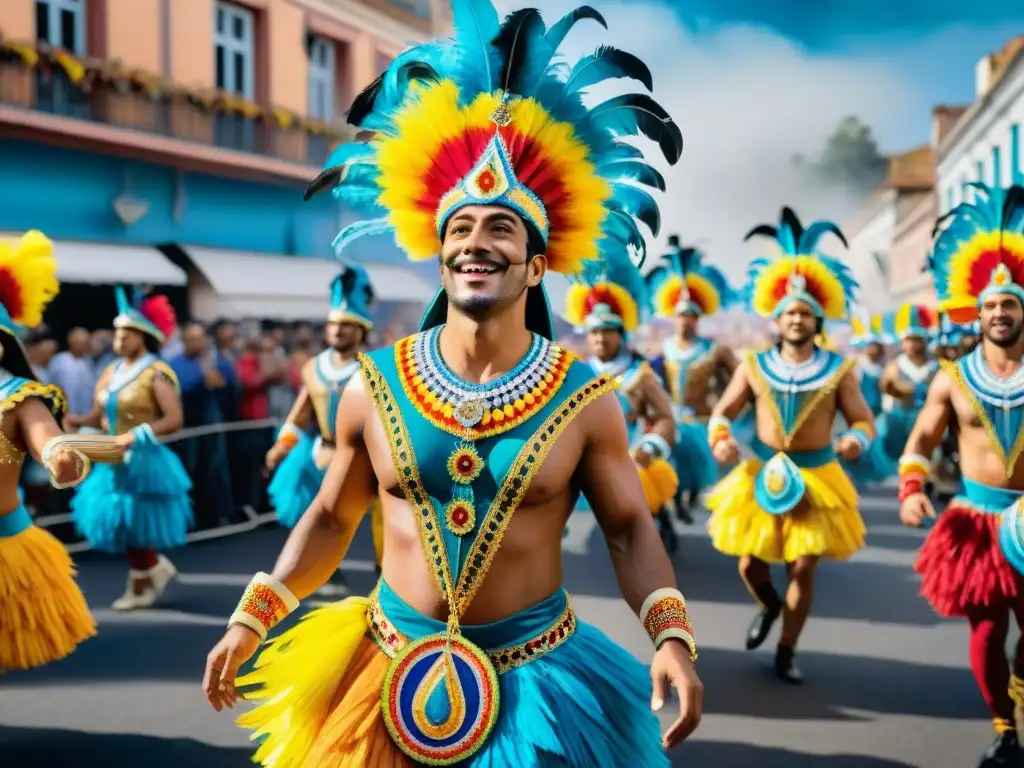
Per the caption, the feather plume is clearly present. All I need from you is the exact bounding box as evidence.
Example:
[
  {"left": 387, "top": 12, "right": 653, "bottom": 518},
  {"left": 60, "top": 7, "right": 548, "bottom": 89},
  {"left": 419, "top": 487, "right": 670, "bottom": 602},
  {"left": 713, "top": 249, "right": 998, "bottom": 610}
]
[
  {"left": 597, "top": 159, "right": 665, "bottom": 191},
  {"left": 586, "top": 93, "right": 683, "bottom": 164},
  {"left": 0, "top": 230, "right": 59, "bottom": 327},
  {"left": 140, "top": 294, "right": 177, "bottom": 341},
  {"left": 545, "top": 6, "right": 606, "bottom": 51},
  {"left": 332, "top": 218, "right": 394, "bottom": 254},
  {"left": 608, "top": 182, "right": 660, "bottom": 236}
]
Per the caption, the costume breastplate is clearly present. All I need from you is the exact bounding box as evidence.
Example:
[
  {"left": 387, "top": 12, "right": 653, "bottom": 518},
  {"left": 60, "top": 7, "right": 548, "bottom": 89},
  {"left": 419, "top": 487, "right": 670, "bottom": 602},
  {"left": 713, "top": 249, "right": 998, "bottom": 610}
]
[
  {"left": 0, "top": 374, "right": 65, "bottom": 465},
  {"left": 363, "top": 328, "right": 614, "bottom": 602},
  {"left": 749, "top": 347, "right": 852, "bottom": 448},
  {"left": 661, "top": 337, "right": 715, "bottom": 413},
  {"left": 892, "top": 354, "right": 937, "bottom": 410},
  {"left": 303, "top": 351, "right": 360, "bottom": 441},
  {"left": 946, "top": 348, "right": 1024, "bottom": 478},
  {"left": 96, "top": 355, "right": 177, "bottom": 435}
]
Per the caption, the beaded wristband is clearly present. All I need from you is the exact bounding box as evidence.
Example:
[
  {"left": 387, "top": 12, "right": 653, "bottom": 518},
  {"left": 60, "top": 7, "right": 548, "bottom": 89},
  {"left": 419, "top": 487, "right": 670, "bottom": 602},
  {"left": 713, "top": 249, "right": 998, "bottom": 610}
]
[
  {"left": 899, "top": 453, "right": 931, "bottom": 478},
  {"left": 276, "top": 424, "right": 301, "bottom": 452},
  {"left": 228, "top": 572, "right": 300, "bottom": 641},
  {"left": 841, "top": 420, "right": 875, "bottom": 453},
  {"left": 708, "top": 416, "right": 732, "bottom": 448},
  {"left": 638, "top": 434, "right": 672, "bottom": 460},
  {"left": 641, "top": 588, "right": 698, "bottom": 663}
]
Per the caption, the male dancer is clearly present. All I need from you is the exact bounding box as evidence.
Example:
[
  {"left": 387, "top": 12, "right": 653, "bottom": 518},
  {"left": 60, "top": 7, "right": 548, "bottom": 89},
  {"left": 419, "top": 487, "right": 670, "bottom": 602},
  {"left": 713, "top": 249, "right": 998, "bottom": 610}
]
[
  {"left": 266, "top": 263, "right": 384, "bottom": 589},
  {"left": 646, "top": 235, "right": 738, "bottom": 523},
  {"left": 900, "top": 184, "right": 1024, "bottom": 767},
  {"left": 564, "top": 250, "right": 680, "bottom": 547},
  {"left": 844, "top": 308, "right": 892, "bottom": 487},
  {"left": 202, "top": 3, "right": 702, "bottom": 765},
  {"left": 706, "top": 207, "right": 874, "bottom": 683}
]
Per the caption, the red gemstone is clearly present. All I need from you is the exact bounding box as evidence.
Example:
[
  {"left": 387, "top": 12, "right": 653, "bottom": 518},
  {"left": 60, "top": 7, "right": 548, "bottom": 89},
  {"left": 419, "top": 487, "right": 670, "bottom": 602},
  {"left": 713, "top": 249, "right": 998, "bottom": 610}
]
[
  {"left": 457, "top": 457, "right": 473, "bottom": 472},
  {"left": 452, "top": 507, "right": 469, "bottom": 526},
  {"left": 477, "top": 170, "right": 496, "bottom": 192}
]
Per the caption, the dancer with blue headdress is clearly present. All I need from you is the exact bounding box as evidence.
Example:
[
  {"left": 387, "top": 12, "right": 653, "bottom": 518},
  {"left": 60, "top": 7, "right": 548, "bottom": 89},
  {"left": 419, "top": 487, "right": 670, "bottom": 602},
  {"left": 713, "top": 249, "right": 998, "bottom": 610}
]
[
  {"left": 563, "top": 245, "right": 680, "bottom": 547},
  {"left": 706, "top": 206, "right": 874, "bottom": 684},
  {"left": 201, "top": 2, "right": 702, "bottom": 765},
  {"left": 898, "top": 183, "right": 1024, "bottom": 766},
  {"left": 69, "top": 285, "right": 192, "bottom": 611},
  {"left": 266, "top": 262, "right": 384, "bottom": 591},
  {"left": 646, "top": 234, "right": 740, "bottom": 523}
]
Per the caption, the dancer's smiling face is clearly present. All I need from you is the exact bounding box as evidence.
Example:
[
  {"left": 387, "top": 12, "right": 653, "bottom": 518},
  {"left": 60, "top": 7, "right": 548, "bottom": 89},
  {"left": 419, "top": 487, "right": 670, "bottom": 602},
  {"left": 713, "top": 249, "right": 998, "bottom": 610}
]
[
  {"left": 775, "top": 301, "right": 817, "bottom": 346},
  {"left": 439, "top": 205, "right": 546, "bottom": 321},
  {"left": 980, "top": 293, "right": 1024, "bottom": 348}
]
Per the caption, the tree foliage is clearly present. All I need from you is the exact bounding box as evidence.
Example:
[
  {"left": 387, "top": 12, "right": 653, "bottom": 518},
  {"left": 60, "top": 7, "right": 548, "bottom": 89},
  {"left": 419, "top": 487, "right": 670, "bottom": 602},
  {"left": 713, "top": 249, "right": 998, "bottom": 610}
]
[{"left": 792, "top": 115, "right": 887, "bottom": 192}]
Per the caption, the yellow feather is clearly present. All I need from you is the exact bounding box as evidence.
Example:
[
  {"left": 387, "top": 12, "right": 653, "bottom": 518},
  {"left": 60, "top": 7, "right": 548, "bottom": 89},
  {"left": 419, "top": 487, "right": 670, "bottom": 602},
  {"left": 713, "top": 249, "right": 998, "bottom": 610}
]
[{"left": 0, "top": 230, "right": 60, "bottom": 327}]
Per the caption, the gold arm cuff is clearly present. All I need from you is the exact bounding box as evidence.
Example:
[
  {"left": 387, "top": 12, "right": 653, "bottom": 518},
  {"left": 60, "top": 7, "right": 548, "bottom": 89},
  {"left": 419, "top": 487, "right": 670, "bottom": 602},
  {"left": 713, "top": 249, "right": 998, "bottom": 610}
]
[{"left": 42, "top": 434, "right": 125, "bottom": 464}]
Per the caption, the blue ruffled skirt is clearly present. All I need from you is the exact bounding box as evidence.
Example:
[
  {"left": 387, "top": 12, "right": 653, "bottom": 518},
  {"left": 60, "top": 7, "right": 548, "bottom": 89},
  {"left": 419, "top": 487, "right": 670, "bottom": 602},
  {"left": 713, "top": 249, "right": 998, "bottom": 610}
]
[
  {"left": 267, "top": 432, "right": 325, "bottom": 529},
  {"left": 674, "top": 420, "right": 718, "bottom": 495},
  {"left": 71, "top": 442, "right": 193, "bottom": 552}
]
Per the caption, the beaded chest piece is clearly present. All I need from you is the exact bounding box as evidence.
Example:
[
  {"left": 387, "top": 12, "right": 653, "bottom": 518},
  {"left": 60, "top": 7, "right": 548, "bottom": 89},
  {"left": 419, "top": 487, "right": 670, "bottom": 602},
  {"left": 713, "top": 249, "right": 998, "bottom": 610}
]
[
  {"left": 362, "top": 328, "right": 614, "bottom": 764},
  {"left": 748, "top": 347, "right": 852, "bottom": 516},
  {"left": 946, "top": 346, "right": 1024, "bottom": 478},
  {"left": 305, "top": 350, "right": 360, "bottom": 441},
  {"left": 661, "top": 337, "right": 715, "bottom": 411}
]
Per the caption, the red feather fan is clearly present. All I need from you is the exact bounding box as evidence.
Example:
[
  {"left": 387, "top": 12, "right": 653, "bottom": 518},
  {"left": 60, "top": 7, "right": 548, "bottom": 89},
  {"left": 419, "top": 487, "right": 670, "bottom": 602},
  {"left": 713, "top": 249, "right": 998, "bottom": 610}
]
[{"left": 141, "top": 295, "right": 177, "bottom": 340}]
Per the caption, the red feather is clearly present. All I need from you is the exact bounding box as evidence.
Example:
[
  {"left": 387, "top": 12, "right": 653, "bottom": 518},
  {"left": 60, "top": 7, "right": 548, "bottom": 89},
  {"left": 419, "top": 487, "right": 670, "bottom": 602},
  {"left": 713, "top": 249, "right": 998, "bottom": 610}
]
[
  {"left": 141, "top": 295, "right": 177, "bottom": 340},
  {"left": 0, "top": 267, "right": 25, "bottom": 323}
]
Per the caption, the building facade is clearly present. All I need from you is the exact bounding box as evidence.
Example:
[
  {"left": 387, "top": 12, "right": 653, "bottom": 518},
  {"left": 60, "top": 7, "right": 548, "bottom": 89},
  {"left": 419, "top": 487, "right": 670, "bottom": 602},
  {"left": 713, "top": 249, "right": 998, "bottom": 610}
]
[
  {"left": 0, "top": 0, "right": 438, "bottom": 326},
  {"left": 936, "top": 37, "right": 1024, "bottom": 216}
]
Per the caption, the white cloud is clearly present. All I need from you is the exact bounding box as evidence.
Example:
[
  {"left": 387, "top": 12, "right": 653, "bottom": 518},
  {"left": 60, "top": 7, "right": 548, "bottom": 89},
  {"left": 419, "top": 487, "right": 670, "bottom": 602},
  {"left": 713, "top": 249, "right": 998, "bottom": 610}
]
[{"left": 494, "top": 1, "right": 1009, "bottom": 286}]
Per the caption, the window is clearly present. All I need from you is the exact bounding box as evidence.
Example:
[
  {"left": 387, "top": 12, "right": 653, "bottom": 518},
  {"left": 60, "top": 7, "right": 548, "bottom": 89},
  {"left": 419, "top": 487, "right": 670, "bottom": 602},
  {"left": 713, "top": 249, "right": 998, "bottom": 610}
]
[
  {"left": 308, "top": 35, "right": 336, "bottom": 121},
  {"left": 992, "top": 145, "right": 1002, "bottom": 187},
  {"left": 1012, "top": 124, "right": 1021, "bottom": 185},
  {"left": 35, "top": 0, "right": 86, "bottom": 55},
  {"left": 214, "top": 1, "right": 255, "bottom": 99}
]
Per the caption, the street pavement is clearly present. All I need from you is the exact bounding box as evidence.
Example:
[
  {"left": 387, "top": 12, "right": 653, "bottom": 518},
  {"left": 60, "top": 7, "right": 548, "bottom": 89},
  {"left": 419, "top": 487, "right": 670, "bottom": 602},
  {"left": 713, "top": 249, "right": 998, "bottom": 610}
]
[{"left": 0, "top": 490, "right": 998, "bottom": 767}]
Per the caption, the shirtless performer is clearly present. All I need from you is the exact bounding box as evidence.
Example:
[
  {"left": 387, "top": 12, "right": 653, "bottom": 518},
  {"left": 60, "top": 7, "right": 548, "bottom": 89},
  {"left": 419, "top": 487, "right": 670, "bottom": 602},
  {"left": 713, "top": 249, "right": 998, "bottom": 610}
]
[
  {"left": 564, "top": 249, "right": 680, "bottom": 547},
  {"left": 646, "top": 235, "right": 739, "bottom": 523},
  {"left": 706, "top": 207, "right": 874, "bottom": 684},
  {"left": 901, "top": 184, "right": 1024, "bottom": 767},
  {"left": 201, "top": 3, "right": 702, "bottom": 765}
]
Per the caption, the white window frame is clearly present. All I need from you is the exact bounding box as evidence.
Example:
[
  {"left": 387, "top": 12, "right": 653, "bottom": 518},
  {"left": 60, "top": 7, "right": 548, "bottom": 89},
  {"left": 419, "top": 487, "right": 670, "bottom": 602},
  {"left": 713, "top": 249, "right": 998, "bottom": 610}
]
[
  {"left": 307, "top": 35, "right": 336, "bottom": 121},
  {"left": 214, "top": 1, "right": 256, "bottom": 100},
  {"left": 37, "top": 0, "right": 87, "bottom": 55}
]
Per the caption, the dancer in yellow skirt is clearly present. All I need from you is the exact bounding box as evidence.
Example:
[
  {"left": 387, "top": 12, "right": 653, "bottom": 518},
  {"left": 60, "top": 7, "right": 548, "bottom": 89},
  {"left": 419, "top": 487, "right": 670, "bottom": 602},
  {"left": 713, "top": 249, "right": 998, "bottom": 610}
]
[
  {"left": 706, "top": 207, "right": 875, "bottom": 684},
  {"left": 0, "top": 231, "right": 124, "bottom": 672}
]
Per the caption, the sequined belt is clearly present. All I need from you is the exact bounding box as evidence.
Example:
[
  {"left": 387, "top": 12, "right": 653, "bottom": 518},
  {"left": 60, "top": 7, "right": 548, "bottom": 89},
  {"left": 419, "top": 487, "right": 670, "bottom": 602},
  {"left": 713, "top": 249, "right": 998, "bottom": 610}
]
[{"left": 368, "top": 592, "right": 577, "bottom": 674}]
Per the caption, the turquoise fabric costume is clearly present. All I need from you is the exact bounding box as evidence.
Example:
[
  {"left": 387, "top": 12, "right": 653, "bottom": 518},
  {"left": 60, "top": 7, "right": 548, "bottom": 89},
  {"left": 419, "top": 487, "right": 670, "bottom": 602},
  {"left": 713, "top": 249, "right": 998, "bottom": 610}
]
[
  {"left": 841, "top": 358, "right": 891, "bottom": 487},
  {"left": 358, "top": 332, "right": 668, "bottom": 767},
  {"left": 268, "top": 264, "right": 373, "bottom": 528},
  {"left": 878, "top": 354, "right": 938, "bottom": 462},
  {"left": 71, "top": 287, "right": 192, "bottom": 552}
]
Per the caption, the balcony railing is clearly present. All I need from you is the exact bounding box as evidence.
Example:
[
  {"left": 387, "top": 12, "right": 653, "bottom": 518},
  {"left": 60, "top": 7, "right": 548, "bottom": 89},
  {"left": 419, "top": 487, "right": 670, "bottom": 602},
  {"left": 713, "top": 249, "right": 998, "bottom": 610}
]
[{"left": 0, "top": 45, "right": 350, "bottom": 169}]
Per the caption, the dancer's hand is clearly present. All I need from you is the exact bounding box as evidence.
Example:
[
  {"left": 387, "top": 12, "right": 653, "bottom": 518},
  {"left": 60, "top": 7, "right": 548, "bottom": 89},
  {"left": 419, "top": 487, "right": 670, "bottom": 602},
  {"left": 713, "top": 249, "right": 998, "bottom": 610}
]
[
  {"left": 650, "top": 639, "right": 703, "bottom": 748},
  {"left": 711, "top": 438, "right": 738, "bottom": 465},
  {"left": 265, "top": 443, "right": 288, "bottom": 471},
  {"left": 115, "top": 431, "right": 135, "bottom": 448},
  {"left": 203, "top": 624, "right": 261, "bottom": 712},
  {"left": 899, "top": 493, "right": 935, "bottom": 528},
  {"left": 834, "top": 435, "right": 863, "bottom": 461},
  {"left": 47, "top": 446, "right": 83, "bottom": 486},
  {"left": 633, "top": 447, "right": 654, "bottom": 468}
]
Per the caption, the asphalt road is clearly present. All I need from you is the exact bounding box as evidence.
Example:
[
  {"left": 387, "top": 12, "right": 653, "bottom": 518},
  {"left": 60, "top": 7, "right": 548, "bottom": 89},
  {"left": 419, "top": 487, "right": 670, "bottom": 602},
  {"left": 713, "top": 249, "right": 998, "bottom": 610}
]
[{"left": 0, "top": 491, "right": 998, "bottom": 768}]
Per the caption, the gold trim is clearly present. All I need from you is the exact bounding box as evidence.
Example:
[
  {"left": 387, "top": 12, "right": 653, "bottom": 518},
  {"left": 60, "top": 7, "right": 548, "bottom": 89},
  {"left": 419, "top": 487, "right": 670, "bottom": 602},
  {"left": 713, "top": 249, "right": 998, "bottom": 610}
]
[
  {"left": 455, "top": 375, "right": 618, "bottom": 611},
  {"left": 746, "top": 351, "right": 854, "bottom": 450},
  {"left": 941, "top": 358, "right": 1024, "bottom": 479},
  {"left": 0, "top": 381, "right": 66, "bottom": 420},
  {"left": 361, "top": 354, "right": 455, "bottom": 604}
]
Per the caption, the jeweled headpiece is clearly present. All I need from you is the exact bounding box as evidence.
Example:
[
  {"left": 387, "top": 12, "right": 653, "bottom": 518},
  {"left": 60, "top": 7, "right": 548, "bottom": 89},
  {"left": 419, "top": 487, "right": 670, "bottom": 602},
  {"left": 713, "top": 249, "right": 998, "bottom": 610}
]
[
  {"left": 304, "top": 0, "right": 681, "bottom": 339},
  {"left": 892, "top": 302, "right": 937, "bottom": 340},
  {"left": 564, "top": 244, "right": 648, "bottom": 334},
  {"left": 113, "top": 286, "right": 176, "bottom": 345},
  {"left": 744, "top": 207, "right": 857, "bottom": 320},
  {"left": 645, "top": 234, "right": 736, "bottom": 318},
  {"left": 329, "top": 261, "right": 375, "bottom": 329},
  {"left": 930, "top": 184, "right": 1024, "bottom": 323}
]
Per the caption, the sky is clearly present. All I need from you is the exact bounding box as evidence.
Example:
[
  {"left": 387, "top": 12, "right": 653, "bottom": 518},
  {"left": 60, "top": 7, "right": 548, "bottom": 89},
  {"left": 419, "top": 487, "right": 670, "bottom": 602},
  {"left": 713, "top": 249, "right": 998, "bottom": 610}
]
[{"left": 491, "top": 0, "right": 1024, "bottom": 282}]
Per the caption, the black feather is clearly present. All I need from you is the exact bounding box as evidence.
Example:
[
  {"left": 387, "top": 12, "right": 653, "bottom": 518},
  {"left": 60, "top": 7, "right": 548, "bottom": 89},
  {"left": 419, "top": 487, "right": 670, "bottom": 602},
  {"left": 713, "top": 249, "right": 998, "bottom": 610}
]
[
  {"left": 1003, "top": 185, "right": 1024, "bottom": 229},
  {"left": 780, "top": 207, "right": 805, "bottom": 241},
  {"left": 304, "top": 167, "right": 343, "bottom": 201},
  {"left": 346, "top": 71, "right": 385, "bottom": 126},
  {"left": 492, "top": 8, "right": 545, "bottom": 96},
  {"left": 545, "top": 6, "right": 607, "bottom": 50},
  {"left": 743, "top": 224, "right": 778, "bottom": 242},
  {"left": 667, "top": 234, "right": 680, "bottom": 247},
  {"left": 589, "top": 93, "right": 683, "bottom": 164}
]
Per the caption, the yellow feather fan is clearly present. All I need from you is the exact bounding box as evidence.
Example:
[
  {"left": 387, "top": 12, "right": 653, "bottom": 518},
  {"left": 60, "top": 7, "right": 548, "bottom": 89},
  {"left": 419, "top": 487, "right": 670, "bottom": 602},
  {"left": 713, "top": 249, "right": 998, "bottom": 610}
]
[{"left": 0, "top": 231, "right": 59, "bottom": 328}]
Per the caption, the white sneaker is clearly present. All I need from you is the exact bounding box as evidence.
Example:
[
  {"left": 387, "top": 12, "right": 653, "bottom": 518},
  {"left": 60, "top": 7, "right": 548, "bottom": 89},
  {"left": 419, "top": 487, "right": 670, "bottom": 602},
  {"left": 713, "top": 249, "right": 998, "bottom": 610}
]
[
  {"left": 148, "top": 555, "right": 178, "bottom": 599},
  {"left": 112, "top": 570, "right": 157, "bottom": 611}
]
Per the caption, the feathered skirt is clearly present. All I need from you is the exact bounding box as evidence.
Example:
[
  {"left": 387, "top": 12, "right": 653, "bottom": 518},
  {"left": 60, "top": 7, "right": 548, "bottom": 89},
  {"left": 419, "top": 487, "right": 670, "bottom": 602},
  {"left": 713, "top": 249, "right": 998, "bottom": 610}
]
[
  {"left": 235, "top": 580, "right": 668, "bottom": 768},
  {"left": 268, "top": 432, "right": 325, "bottom": 529},
  {"left": 0, "top": 505, "right": 95, "bottom": 671},
  {"left": 917, "top": 479, "right": 1020, "bottom": 617},
  {"left": 71, "top": 441, "right": 193, "bottom": 552}
]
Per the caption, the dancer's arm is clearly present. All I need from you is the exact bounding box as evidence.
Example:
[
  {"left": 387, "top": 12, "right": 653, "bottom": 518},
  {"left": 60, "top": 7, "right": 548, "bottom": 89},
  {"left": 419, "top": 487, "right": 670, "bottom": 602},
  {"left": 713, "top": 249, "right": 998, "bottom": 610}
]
[
  {"left": 578, "top": 391, "right": 703, "bottom": 747},
  {"left": 707, "top": 360, "right": 752, "bottom": 462},
  {"left": 17, "top": 398, "right": 90, "bottom": 487},
  {"left": 265, "top": 387, "right": 314, "bottom": 469},
  {"left": 636, "top": 371, "right": 676, "bottom": 452},
  {"left": 880, "top": 361, "right": 913, "bottom": 399},
  {"left": 833, "top": 370, "right": 875, "bottom": 460},
  {"left": 898, "top": 371, "right": 953, "bottom": 527},
  {"left": 716, "top": 344, "right": 740, "bottom": 375}
]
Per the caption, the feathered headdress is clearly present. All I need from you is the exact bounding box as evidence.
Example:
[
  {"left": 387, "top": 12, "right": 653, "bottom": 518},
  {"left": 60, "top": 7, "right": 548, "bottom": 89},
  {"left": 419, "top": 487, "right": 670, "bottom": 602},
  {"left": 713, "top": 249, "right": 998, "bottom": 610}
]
[
  {"left": 113, "top": 286, "right": 176, "bottom": 345},
  {"left": 564, "top": 244, "right": 648, "bottom": 334},
  {"left": 329, "top": 261, "right": 375, "bottom": 329},
  {"left": 0, "top": 230, "right": 60, "bottom": 381},
  {"left": 930, "top": 184, "right": 1024, "bottom": 323},
  {"left": 305, "top": 0, "right": 681, "bottom": 339},
  {"left": 644, "top": 234, "right": 736, "bottom": 318},
  {"left": 892, "top": 302, "right": 937, "bottom": 340},
  {"left": 849, "top": 305, "right": 891, "bottom": 348},
  {"left": 744, "top": 207, "right": 857, "bottom": 321}
]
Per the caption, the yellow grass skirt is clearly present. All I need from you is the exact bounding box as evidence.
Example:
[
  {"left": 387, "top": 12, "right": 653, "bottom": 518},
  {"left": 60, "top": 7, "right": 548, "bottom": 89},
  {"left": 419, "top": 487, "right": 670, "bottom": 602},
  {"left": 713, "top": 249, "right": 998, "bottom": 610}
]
[
  {"left": 0, "top": 521, "right": 96, "bottom": 671},
  {"left": 637, "top": 458, "right": 679, "bottom": 514},
  {"left": 705, "top": 459, "right": 865, "bottom": 563}
]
